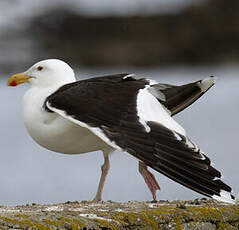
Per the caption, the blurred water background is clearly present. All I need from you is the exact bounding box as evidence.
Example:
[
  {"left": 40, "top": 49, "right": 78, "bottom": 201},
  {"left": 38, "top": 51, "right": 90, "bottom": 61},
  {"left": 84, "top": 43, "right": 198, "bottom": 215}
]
[{"left": 1, "top": 0, "right": 239, "bottom": 205}]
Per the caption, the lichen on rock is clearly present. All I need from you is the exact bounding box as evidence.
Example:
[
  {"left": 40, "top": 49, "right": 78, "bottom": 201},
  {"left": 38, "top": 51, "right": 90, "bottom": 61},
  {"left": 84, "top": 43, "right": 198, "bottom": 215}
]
[{"left": 0, "top": 199, "right": 238, "bottom": 229}]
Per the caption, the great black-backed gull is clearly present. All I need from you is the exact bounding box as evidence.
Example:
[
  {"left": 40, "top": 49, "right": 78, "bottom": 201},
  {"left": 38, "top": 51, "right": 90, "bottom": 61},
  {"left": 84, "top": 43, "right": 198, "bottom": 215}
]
[{"left": 7, "top": 59, "right": 235, "bottom": 203}]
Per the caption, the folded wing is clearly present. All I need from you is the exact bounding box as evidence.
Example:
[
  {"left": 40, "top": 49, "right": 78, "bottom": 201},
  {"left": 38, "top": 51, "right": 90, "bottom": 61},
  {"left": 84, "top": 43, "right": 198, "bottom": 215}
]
[{"left": 45, "top": 74, "right": 234, "bottom": 203}]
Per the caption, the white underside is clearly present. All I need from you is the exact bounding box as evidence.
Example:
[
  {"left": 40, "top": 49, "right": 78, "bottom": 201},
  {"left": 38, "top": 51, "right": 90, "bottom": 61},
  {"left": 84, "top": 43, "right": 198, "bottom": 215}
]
[{"left": 23, "top": 87, "right": 114, "bottom": 155}]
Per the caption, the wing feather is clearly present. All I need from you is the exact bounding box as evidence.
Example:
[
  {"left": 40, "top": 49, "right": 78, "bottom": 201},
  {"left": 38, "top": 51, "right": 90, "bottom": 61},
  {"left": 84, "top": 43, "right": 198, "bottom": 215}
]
[
  {"left": 45, "top": 74, "right": 234, "bottom": 203},
  {"left": 149, "top": 77, "right": 215, "bottom": 115}
]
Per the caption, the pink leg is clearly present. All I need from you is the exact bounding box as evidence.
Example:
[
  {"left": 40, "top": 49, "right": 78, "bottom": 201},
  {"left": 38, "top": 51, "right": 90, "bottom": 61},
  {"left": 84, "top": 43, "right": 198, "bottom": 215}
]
[
  {"left": 138, "top": 161, "right": 160, "bottom": 201},
  {"left": 92, "top": 154, "right": 110, "bottom": 202}
]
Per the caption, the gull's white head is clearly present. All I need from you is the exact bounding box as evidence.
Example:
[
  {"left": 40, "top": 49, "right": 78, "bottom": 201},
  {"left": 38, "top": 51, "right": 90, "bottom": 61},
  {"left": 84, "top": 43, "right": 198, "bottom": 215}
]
[{"left": 7, "top": 59, "right": 76, "bottom": 87}]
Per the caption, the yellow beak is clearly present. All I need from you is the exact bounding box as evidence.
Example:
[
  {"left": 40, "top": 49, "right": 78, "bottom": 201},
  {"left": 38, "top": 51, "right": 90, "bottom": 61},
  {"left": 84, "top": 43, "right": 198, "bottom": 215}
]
[{"left": 7, "top": 72, "right": 32, "bottom": 87}]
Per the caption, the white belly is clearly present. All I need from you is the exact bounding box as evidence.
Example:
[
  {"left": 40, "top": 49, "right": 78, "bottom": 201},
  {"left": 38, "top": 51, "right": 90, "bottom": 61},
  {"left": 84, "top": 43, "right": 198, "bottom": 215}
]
[{"left": 23, "top": 88, "right": 113, "bottom": 154}]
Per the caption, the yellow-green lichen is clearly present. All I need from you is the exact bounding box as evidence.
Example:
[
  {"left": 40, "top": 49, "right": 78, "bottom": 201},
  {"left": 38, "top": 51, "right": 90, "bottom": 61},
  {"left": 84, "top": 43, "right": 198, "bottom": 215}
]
[
  {"left": 14, "top": 213, "right": 30, "bottom": 218},
  {"left": 140, "top": 210, "right": 158, "bottom": 230},
  {"left": 173, "top": 216, "right": 182, "bottom": 230},
  {"left": 43, "top": 218, "right": 61, "bottom": 227},
  {"left": 218, "top": 221, "right": 235, "bottom": 230},
  {"left": 108, "top": 212, "right": 129, "bottom": 225},
  {"left": 34, "top": 222, "right": 50, "bottom": 230},
  {"left": 1, "top": 217, "right": 26, "bottom": 228},
  {"left": 93, "top": 218, "right": 112, "bottom": 228},
  {"left": 44, "top": 217, "right": 85, "bottom": 229},
  {"left": 0, "top": 202, "right": 238, "bottom": 230}
]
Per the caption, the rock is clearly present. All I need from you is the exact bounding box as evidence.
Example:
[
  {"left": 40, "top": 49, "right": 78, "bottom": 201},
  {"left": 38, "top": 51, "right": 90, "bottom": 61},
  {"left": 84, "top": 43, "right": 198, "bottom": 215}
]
[
  {"left": 183, "top": 222, "right": 216, "bottom": 230},
  {"left": 0, "top": 200, "right": 238, "bottom": 229}
]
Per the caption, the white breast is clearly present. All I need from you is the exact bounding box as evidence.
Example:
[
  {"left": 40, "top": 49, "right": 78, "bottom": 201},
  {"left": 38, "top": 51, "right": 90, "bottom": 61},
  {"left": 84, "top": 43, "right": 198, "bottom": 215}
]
[{"left": 23, "top": 87, "right": 112, "bottom": 154}]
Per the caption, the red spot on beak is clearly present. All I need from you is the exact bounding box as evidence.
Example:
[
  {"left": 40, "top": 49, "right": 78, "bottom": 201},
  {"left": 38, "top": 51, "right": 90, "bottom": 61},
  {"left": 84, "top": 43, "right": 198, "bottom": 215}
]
[{"left": 10, "top": 81, "right": 17, "bottom": 86}]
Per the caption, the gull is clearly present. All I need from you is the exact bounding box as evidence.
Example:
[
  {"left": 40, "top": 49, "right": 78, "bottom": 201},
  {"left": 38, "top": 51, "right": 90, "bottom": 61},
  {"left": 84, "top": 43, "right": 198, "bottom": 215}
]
[{"left": 7, "top": 59, "right": 235, "bottom": 203}]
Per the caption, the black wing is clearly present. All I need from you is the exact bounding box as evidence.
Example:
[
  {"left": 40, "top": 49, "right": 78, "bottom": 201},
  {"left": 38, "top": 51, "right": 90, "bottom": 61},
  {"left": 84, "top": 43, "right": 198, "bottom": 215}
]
[{"left": 45, "top": 74, "right": 234, "bottom": 202}]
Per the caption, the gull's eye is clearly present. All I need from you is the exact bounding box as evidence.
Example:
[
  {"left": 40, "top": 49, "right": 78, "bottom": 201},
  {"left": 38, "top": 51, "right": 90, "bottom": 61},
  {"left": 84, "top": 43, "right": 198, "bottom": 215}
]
[{"left": 37, "top": 66, "right": 43, "bottom": 71}]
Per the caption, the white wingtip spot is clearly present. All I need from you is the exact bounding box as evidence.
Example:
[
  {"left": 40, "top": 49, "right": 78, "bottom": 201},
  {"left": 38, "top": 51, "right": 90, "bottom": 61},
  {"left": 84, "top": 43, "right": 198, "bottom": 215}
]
[
  {"left": 185, "top": 137, "right": 200, "bottom": 153},
  {"left": 174, "top": 132, "right": 182, "bottom": 141},
  {"left": 210, "top": 161, "right": 216, "bottom": 167},
  {"left": 220, "top": 174, "right": 225, "bottom": 180},
  {"left": 147, "top": 79, "right": 158, "bottom": 86},
  {"left": 199, "top": 153, "right": 206, "bottom": 160},
  {"left": 198, "top": 76, "right": 216, "bottom": 92},
  {"left": 212, "top": 190, "right": 235, "bottom": 204},
  {"left": 123, "top": 74, "right": 136, "bottom": 79}
]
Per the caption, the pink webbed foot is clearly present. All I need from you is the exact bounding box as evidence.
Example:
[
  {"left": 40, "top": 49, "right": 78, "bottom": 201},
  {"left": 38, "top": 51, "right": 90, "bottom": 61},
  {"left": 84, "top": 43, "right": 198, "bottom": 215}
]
[{"left": 139, "top": 161, "right": 160, "bottom": 201}]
